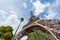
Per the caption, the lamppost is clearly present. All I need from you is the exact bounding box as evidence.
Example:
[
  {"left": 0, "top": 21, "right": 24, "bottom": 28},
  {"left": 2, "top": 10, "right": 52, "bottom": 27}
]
[{"left": 12, "top": 18, "right": 24, "bottom": 40}]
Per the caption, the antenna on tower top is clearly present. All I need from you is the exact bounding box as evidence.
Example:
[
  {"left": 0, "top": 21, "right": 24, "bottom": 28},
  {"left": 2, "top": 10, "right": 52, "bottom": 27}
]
[
  {"left": 30, "top": 11, "right": 35, "bottom": 17},
  {"left": 29, "top": 11, "right": 39, "bottom": 22}
]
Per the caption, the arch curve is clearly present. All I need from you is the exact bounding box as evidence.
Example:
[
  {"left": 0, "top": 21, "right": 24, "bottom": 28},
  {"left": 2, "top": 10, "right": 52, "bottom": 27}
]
[{"left": 15, "top": 24, "right": 57, "bottom": 40}]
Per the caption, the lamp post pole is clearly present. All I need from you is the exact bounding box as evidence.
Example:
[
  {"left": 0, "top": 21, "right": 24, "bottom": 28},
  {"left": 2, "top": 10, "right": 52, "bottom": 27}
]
[{"left": 12, "top": 18, "right": 24, "bottom": 40}]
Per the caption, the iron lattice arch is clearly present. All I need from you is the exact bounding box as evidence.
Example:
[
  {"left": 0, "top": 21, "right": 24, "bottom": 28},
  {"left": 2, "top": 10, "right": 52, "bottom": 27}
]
[{"left": 15, "top": 25, "right": 57, "bottom": 40}]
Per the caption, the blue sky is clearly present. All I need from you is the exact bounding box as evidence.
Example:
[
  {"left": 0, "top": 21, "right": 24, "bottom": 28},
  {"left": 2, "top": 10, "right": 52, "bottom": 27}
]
[{"left": 0, "top": 0, "right": 60, "bottom": 40}]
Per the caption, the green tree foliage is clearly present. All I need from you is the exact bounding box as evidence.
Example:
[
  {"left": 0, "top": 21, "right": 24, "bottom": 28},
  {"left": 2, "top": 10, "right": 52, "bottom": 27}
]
[
  {"left": 0, "top": 38, "right": 4, "bottom": 40},
  {"left": 27, "top": 30, "right": 57, "bottom": 40},
  {"left": 0, "top": 26, "right": 13, "bottom": 40}
]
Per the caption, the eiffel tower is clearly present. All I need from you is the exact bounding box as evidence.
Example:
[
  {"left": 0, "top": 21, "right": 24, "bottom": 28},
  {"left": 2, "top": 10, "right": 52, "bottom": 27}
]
[{"left": 15, "top": 11, "right": 60, "bottom": 40}]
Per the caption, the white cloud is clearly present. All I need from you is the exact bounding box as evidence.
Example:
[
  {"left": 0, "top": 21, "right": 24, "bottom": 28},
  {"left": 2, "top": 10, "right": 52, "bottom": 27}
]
[
  {"left": 10, "top": 11, "right": 16, "bottom": 14},
  {"left": 56, "top": 0, "right": 60, "bottom": 5},
  {"left": 22, "top": 2, "right": 27, "bottom": 8},
  {"left": 0, "top": 10, "right": 27, "bottom": 34},
  {"left": 0, "top": 0, "right": 25, "bottom": 34},
  {"left": 32, "top": 0, "right": 49, "bottom": 16},
  {"left": 0, "top": 0, "right": 26, "bottom": 34},
  {"left": 44, "top": 9, "right": 57, "bottom": 19},
  {"left": 5, "top": 14, "right": 19, "bottom": 25},
  {"left": 0, "top": 10, "right": 7, "bottom": 18},
  {"left": 30, "top": 0, "right": 33, "bottom": 3},
  {"left": 44, "top": 6, "right": 56, "bottom": 19},
  {"left": 5, "top": 14, "right": 19, "bottom": 34},
  {"left": 0, "top": 0, "right": 23, "bottom": 17},
  {"left": 44, "top": 0, "right": 60, "bottom": 19},
  {"left": 32, "top": 0, "right": 60, "bottom": 19},
  {"left": 0, "top": 10, "right": 20, "bottom": 34}
]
